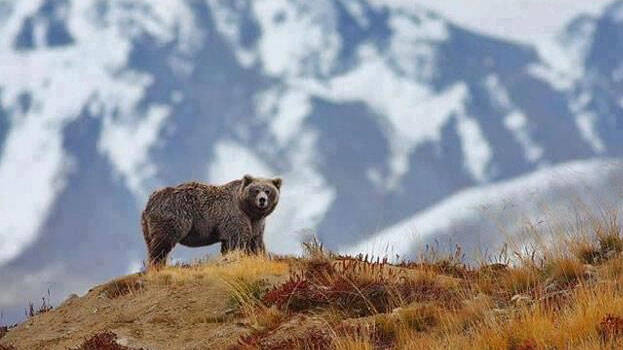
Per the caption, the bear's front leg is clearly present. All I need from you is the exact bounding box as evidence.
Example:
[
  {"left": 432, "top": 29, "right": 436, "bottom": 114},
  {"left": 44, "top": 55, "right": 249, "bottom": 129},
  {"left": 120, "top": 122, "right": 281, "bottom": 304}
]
[
  {"left": 248, "top": 236, "right": 265, "bottom": 254},
  {"left": 247, "top": 220, "right": 266, "bottom": 254},
  {"left": 219, "top": 220, "right": 253, "bottom": 255}
]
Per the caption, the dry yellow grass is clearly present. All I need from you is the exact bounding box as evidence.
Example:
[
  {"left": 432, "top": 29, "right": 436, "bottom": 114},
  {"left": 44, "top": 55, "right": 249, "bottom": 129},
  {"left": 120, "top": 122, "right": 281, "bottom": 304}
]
[
  {"left": 320, "top": 213, "right": 623, "bottom": 350},
  {"left": 144, "top": 251, "right": 289, "bottom": 286}
]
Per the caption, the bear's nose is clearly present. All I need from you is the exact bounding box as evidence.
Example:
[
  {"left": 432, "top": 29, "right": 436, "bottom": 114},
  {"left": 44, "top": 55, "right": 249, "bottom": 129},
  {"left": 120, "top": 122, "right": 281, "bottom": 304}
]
[{"left": 259, "top": 197, "right": 266, "bottom": 205}]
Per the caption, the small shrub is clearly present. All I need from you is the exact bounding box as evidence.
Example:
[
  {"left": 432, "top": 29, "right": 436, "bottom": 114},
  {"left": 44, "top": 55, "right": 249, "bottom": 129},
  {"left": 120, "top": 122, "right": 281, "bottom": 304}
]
[
  {"left": 70, "top": 331, "right": 146, "bottom": 350},
  {"left": 371, "top": 314, "right": 397, "bottom": 345},
  {"left": 334, "top": 320, "right": 386, "bottom": 349},
  {"left": 332, "top": 337, "right": 374, "bottom": 350},
  {"left": 598, "top": 314, "right": 623, "bottom": 342},
  {"left": 234, "top": 315, "right": 331, "bottom": 350},
  {"left": 575, "top": 243, "right": 602, "bottom": 265},
  {"left": 598, "top": 233, "right": 623, "bottom": 257},
  {"left": 576, "top": 214, "right": 623, "bottom": 264},
  {"left": 337, "top": 303, "right": 440, "bottom": 349},
  {"left": 0, "top": 322, "right": 17, "bottom": 342},
  {"left": 514, "top": 339, "right": 538, "bottom": 350},
  {"left": 25, "top": 293, "right": 53, "bottom": 318},
  {"left": 544, "top": 257, "right": 585, "bottom": 287},
  {"left": 263, "top": 257, "right": 460, "bottom": 317},
  {"left": 262, "top": 277, "right": 313, "bottom": 312},
  {"left": 100, "top": 276, "right": 144, "bottom": 299},
  {"left": 394, "top": 303, "right": 439, "bottom": 332},
  {"left": 227, "top": 278, "right": 270, "bottom": 310},
  {"left": 0, "top": 325, "right": 14, "bottom": 350},
  {"left": 601, "top": 257, "right": 623, "bottom": 280}
]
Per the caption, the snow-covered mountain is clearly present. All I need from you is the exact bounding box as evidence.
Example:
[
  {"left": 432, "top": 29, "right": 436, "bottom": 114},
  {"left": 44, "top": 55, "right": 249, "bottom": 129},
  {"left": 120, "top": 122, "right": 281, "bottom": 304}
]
[
  {"left": 346, "top": 158, "right": 623, "bottom": 261},
  {"left": 1, "top": 0, "right": 622, "bottom": 322}
]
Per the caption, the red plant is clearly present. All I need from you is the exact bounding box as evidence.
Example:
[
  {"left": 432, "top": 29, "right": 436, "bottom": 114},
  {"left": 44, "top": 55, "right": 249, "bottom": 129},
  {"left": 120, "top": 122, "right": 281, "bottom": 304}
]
[
  {"left": 263, "top": 258, "right": 460, "bottom": 317},
  {"left": 232, "top": 317, "right": 331, "bottom": 350},
  {"left": 262, "top": 277, "right": 313, "bottom": 310},
  {"left": 70, "top": 331, "right": 146, "bottom": 350},
  {"left": 598, "top": 314, "right": 623, "bottom": 342},
  {"left": 516, "top": 339, "right": 538, "bottom": 350}
]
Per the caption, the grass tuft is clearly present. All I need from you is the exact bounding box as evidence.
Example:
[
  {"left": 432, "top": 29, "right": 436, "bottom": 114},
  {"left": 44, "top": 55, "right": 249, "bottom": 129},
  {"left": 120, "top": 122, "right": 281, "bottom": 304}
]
[{"left": 100, "top": 275, "right": 145, "bottom": 299}]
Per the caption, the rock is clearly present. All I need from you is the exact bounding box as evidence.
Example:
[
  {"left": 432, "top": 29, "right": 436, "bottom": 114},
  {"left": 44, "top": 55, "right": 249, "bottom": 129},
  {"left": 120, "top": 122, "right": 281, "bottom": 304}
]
[
  {"left": 116, "top": 337, "right": 129, "bottom": 346},
  {"left": 59, "top": 293, "right": 79, "bottom": 307},
  {"left": 511, "top": 294, "right": 532, "bottom": 307},
  {"left": 543, "top": 279, "right": 558, "bottom": 293},
  {"left": 391, "top": 307, "right": 403, "bottom": 314},
  {"left": 490, "top": 308, "right": 508, "bottom": 316},
  {"left": 583, "top": 264, "right": 598, "bottom": 280}
]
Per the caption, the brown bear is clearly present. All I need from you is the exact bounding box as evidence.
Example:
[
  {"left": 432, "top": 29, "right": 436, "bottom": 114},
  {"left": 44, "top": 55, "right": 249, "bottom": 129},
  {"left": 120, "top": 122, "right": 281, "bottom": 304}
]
[{"left": 141, "top": 174, "right": 281, "bottom": 265}]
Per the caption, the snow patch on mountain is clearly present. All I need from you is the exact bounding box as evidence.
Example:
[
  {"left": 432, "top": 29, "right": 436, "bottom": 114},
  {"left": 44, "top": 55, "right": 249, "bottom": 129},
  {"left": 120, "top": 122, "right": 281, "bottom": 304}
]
[
  {"left": 456, "top": 115, "right": 492, "bottom": 182},
  {"left": 388, "top": 0, "right": 611, "bottom": 93},
  {"left": 212, "top": 2, "right": 523, "bottom": 188},
  {"left": 387, "top": 9, "right": 447, "bottom": 80},
  {"left": 607, "top": 1, "right": 623, "bottom": 22},
  {"left": 401, "top": 0, "right": 613, "bottom": 45},
  {"left": 251, "top": 0, "right": 340, "bottom": 78},
  {"left": 343, "top": 158, "right": 623, "bottom": 260},
  {"left": 98, "top": 104, "right": 170, "bottom": 199},
  {"left": 484, "top": 74, "right": 512, "bottom": 110},
  {"left": 272, "top": 130, "right": 337, "bottom": 254},
  {"left": 300, "top": 43, "right": 469, "bottom": 187},
  {"left": 503, "top": 111, "right": 544, "bottom": 163},
  {"left": 0, "top": 113, "right": 72, "bottom": 265},
  {"left": 208, "top": 139, "right": 274, "bottom": 183},
  {"left": 0, "top": 0, "right": 44, "bottom": 51},
  {"left": 256, "top": 88, "right": 312, "bottom": 147},
  {"left": 211, "top": 1, "right": 466, "bottom": 186},
  {"left": 483, "top": 75, "right": 544, "bottom": 164},
  {"left": 575, "top": 112, "right": 606, "bottom": 154},
  {"left": 0, "top": 0, "right": 199, "bottom": 265}
]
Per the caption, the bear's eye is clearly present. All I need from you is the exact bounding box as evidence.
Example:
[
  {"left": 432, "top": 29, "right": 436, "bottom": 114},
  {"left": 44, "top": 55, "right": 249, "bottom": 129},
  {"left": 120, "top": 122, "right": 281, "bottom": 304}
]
[{"left": 264, "top": 190, "right": 270, "bottom": 195}]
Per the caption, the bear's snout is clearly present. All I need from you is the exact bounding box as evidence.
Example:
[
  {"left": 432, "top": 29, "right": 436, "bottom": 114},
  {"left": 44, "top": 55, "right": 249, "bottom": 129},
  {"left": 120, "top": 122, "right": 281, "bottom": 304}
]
[{"left": 257, "top": 192, "right": 269, "bottom": 208}]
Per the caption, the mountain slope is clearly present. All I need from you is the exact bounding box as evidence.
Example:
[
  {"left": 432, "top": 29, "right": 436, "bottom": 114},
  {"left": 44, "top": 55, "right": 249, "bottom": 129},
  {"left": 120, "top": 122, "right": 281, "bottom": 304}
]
[{"left": 345, "top": 159, "right": 623, "bottom": 260}]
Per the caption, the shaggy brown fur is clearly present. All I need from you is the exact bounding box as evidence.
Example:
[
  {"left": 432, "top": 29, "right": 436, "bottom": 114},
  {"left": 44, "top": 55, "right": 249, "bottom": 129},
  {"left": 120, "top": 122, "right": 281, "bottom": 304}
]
[{"left": 141, "top": 175, "right": 281, "bottom": 265}]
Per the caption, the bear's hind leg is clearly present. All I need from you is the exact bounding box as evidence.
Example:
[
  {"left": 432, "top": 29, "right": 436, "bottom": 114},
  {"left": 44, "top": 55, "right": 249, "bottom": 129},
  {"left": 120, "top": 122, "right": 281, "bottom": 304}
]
[
  {"left": 147, "top": 235, "right": 175, "bottom": 266},
  {"left": 146, "top": 217, "right": 191, "bottom": 266}
]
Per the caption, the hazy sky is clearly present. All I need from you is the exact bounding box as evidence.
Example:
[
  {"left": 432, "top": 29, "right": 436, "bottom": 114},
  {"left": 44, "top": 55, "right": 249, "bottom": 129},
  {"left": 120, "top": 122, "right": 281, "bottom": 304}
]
[{"left": 380, "top": 0, "right": 614, "bottom": 44}]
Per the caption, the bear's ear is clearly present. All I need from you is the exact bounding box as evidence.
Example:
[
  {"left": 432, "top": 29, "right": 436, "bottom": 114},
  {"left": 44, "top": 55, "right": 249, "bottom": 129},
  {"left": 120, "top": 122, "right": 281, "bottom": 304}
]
[
  {"left": 272, "top": 177, "right": 282, "bottom": 189},
  {"left": 242, "top": 174, "right": 254, "bottom": 187}
]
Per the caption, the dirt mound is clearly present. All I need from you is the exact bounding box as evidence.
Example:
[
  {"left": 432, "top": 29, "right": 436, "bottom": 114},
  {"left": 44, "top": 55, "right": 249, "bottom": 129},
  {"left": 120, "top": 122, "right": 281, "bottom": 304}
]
[{"left": 0, "top": 254, "right": 288, "bottom": 350}]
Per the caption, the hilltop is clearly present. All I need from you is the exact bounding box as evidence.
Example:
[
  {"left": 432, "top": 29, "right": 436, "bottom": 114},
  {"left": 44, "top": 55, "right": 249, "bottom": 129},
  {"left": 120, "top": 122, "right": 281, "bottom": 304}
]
[{"left": 4, "top": 218, "right": 623, "bottom": 349}]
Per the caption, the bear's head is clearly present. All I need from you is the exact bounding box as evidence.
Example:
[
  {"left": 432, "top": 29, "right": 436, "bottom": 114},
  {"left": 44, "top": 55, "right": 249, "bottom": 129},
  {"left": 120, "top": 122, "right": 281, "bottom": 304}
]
[{"left": 239, "top": 174, "right": 282, "bottom": 218}]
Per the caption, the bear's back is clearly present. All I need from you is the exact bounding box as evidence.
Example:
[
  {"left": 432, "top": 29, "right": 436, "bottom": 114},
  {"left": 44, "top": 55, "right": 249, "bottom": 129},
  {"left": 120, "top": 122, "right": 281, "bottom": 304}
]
[
  {"left": 145, "top": 180, "right": 241, "bottom": 213},
  {"left": 179, "top": 180, "right": 242, "bottom": 199}
]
